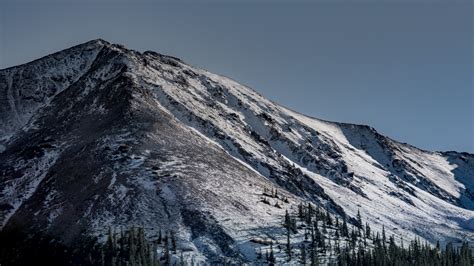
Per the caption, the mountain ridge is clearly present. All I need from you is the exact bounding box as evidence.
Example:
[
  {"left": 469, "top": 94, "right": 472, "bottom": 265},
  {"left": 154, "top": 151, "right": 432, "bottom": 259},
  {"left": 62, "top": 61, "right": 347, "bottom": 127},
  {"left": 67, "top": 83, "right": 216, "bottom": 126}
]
[
  {"left": 4, "top": 38, "right": 469, "bottom": 155},
  {"left": 0, "top": 39, "right": 472, "bottom": 263}
]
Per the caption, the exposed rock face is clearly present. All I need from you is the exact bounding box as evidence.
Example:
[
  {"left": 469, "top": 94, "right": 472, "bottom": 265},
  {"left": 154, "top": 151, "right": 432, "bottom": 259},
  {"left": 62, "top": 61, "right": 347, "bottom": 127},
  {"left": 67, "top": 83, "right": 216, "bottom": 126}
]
[{"left": 0, "top": 39, "right": 472, "bottom": 262}]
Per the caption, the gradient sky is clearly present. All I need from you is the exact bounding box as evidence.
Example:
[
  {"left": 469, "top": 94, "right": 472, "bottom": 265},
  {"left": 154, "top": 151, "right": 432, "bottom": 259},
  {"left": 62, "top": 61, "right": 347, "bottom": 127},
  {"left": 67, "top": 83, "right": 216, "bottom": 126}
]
[{"left": 0, "top": 0, "right": 472, "bottom": 152}]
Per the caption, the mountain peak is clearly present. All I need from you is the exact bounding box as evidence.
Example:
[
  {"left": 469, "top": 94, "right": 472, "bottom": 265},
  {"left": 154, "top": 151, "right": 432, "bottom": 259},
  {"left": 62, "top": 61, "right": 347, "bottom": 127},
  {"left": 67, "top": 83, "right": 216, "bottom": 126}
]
[
  {"left": 0, "top": 41, "right": 473, "bottom": 263},
  {"left": 75, "top": 38, "right": 110, "bottom": 47}
]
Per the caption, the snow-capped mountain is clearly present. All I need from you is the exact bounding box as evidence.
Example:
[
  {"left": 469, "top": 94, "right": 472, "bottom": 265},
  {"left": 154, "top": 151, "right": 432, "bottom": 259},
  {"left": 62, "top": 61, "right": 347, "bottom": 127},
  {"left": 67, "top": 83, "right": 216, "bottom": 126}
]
[{"left": 0, "top": 39, "right": 472, "bottom": 262}]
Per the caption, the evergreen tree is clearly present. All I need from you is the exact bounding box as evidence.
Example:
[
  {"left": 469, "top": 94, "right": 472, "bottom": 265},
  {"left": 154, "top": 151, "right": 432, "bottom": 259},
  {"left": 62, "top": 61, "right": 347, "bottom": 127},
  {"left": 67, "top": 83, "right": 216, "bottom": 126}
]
[
  {"left": 298, "top": 203, "right": 304, "bottom": 220},
  {"left": 341, "top": 214, "right": 349, "bottom": 237},
  {"left": 286, "top": 225, "right": 292, "bottom": 261},
  {"left": 365, "top": 222, "right": 371, "bottom": 240},
  {"left": 356, "top": 210, "right": 362, "bottom": 237},
  {"left": 382, "top": 225, "right": 387, "bottom": 252},
  {"left": 171, "top": 231, "right": 177, "bottom": 254},
  {"left": 356, "top": 209, "right": 362, "bottom": 229},
  {"left": 158, "top": 228, "right": 162, "bottom": 244},
  {"left": 300, "top": 244, "right": 307, "bottom": 264},
  {"left": 269, "top": 244, "right": 276, "bottom": 266},
  {"left": 310, "top": 243, "right": 318, "bottom": 266},
  {"left": 180, "top": 251, "right": 185, "bottom": 266},
  {"left": 285, "top": 209, "right": 291, "bottom": 229},
  {"left": 325, "top": 207, "right": 333, "bottom": 226},
  {"left": 3, "top": 206, "right": 473, "bottom": 266},
  {"left": 163, "top": 237, "right": 170, "bottom": 266},
  {"left": 306, "top": 204, "right": 313, "bottom": 225}
]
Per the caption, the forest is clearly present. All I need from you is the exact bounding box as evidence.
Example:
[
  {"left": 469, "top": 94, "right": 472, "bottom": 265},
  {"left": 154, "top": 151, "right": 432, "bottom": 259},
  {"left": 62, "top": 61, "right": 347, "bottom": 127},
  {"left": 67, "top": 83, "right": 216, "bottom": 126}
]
[{"left": 0, "top": 189, "right": 472, "bottom": 265}]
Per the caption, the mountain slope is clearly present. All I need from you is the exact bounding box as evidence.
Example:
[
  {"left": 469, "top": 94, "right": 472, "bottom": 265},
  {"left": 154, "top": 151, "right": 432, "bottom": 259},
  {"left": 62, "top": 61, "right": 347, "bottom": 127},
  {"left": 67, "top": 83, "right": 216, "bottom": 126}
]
[{"left": 0, "top": 39, "right": 472, "bottom": 262}]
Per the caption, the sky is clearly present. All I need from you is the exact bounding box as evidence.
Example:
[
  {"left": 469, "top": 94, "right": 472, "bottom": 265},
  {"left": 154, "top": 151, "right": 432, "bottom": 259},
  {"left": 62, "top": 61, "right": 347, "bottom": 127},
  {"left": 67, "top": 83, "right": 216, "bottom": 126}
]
[{"left": 0, "top": 0, "right": 472, "bottom": 153}]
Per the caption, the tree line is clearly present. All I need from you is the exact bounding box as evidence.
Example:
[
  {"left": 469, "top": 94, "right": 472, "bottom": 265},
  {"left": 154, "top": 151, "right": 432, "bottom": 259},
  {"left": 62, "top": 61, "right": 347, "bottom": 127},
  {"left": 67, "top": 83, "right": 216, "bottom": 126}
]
[
  {"left": 257, "top": 199, "right": 472, "bottom": 266},
  {"left": 1, "top": 188, "right": 471, "bottom": 265}
]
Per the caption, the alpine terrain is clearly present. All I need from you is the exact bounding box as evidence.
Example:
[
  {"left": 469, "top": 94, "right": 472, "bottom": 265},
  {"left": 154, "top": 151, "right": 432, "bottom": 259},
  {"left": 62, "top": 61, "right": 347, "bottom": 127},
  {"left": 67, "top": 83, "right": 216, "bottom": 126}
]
[{"left": 0, "top": 39, "right": 472, "bottom": 265}]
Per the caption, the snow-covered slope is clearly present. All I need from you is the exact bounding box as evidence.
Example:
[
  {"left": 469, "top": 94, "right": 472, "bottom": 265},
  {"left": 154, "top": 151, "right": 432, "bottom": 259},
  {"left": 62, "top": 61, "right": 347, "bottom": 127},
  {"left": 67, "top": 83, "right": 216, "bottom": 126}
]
[{"left": 0, "top": 39, "right": 472, "bottom": 262}]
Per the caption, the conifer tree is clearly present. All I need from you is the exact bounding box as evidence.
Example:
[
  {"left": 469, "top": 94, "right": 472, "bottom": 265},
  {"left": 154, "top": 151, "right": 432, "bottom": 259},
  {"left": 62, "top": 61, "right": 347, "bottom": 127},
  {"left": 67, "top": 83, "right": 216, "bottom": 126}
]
[
  {"left": 300, "top": 244, "right": 307, "bottom": 264},
  {"left": 342, "top": 214, "right": 349, "bottom": 237},
  {"left": 286, "top": 226, "right": 292, "bottom": 262},
  {"left": 171, "top": 231, "right": 177, "bottom": 254},
  {"left": 285, "top": 210, "right": 291, "bottom": 229},
  {"left": 310, "top": 244, "right": 318, "bottom": 266},
  {"left": 322, "top": 218, "right": 328, "bottom": 234},
  {"left": 269, "top": 244, "right": 276, "bottom": 266},
  {"left": 180, "top": 251, "right": 185, "bottom": 266},
  {"left": 325, "top": 207, "right": 332, "bottom": 226},
  {"left": 365, "top": 222, "right": 371, "bottom": 239},
  {"left": 298, "top": 203, "right": 304, "bottom": 220},
  {"left": 356, "top": 209, "right": 362, "bottom": 229},
  {"left": 382, "top": 225, "right": 387, "bottom": 252},
  {"left": 163, "top": 237, "right": 170, "bottom": 266}
]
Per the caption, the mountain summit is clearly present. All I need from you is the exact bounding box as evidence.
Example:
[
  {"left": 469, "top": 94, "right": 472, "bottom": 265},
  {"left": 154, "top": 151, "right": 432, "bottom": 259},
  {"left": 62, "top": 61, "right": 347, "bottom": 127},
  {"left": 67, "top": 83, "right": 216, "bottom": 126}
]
[{"left": 0, "top": 40, "right": 472, "bottom": 263}]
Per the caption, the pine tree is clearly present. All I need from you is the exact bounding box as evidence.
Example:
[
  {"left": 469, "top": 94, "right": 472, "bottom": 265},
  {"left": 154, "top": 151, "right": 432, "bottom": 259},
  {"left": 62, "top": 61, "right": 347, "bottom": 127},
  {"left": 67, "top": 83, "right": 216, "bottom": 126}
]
[
  {"left": 286, "top": 225, "right": 292, "bottom": 262},
  {"left": 306, "top": 203, "right": 313, "bottom": 225},
  {"left": 335, "top": 239, "right": 341, "bottom": 255},
  {"left": 310, "top": 243, "right": 318, "bottom": 266},
  {"left": 356, "top": 209, "right": 362, "bottom": 228},
  {"left": 180, "top": 251, "right": 185, "bottom": 266},
  {"left": 325, "top": 207, "right": 332, "bottom": 226},
  {"left": 356, "top": 209, "right": 362, "bottom": 237},
  {"left": 350, "top": 226, "right": 357, "bottom": 247},
  {"left": 269, "top": 244, "right": 276, "bottom": 266},
  {"left": 322, "top": 218, "right": 327, "bottom": 234},
  {"left": 314, "top": 221, "right": 321, "bottom": 248},
  {"left": 163, "top": 237, "right": 170, "bottom": 266},
  {"left": 382, "top": 225, "right": 387, "bottom": 252},
  {"left": 152, "top": 243, "right": 159, "bottom": 266},
  {"left": 105, "top": 227, "right": 116, "bottom": 266},
  {"left": 298, "top": 203, "right": 304, "bottom": 220},
  {"left": 300, "top": 244, "right": 306, "bottom": 264},
  {"left": 257, "top": 247, "right": 262, "bottom": 260},
  {"left": 171, "top": 231, "right": 177, "bottom": 254},
  {"left": 285, "top": 210, "right": 291, "bottom": 229},
  {"left": 365, "top": 222, "right": 371, "bottom": 240},
  {"left": 104, "top": 226, "right": 115, "bottom": 263},
  {"left": 158, "top": 228, "right": 162, "bottom": 244},
  {"left": 460, "top": 242, "right": 472, "bottom": 266},
  {"left": 342, "top": 214, "right": 349, "bottom": 237}
]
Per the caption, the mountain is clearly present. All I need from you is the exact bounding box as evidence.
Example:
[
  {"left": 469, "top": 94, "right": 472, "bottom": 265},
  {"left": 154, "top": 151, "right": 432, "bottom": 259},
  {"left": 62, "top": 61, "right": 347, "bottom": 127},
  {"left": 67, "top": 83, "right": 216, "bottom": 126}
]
[{"left": 0, "top": 39, "right": 472, "bottom": 263}]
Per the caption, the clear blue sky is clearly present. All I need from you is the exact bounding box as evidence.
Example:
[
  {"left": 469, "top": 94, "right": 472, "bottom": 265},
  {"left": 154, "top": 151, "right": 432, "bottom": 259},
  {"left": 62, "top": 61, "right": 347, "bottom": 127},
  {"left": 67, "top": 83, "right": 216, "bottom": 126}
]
[{"left": 1, "top": 0, "right": 472, "bottom": 152}]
